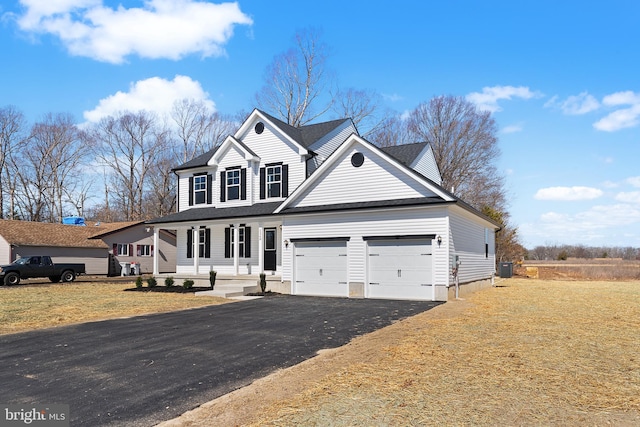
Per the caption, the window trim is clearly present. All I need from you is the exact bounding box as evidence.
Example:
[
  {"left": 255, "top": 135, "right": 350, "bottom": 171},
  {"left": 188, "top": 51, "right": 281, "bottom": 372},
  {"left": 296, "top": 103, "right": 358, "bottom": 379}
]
[
  {"left": 193, "top": 175, "right": 207, "bottom": 205},
  {"left": 266, "top": 165, "right": 282, "bottom": 198},
  {"left": 226, "top": 168, "right": 241, "bottom": 201}
]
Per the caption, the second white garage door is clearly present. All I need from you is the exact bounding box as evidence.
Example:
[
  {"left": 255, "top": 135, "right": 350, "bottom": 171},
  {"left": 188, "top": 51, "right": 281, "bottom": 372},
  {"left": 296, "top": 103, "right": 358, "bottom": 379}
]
[
  {"left": 367, "top": 239, "right": 432, "bottom": 300},
  {"left": 294, "top": 241, "right": 348, "bottom": 297}
]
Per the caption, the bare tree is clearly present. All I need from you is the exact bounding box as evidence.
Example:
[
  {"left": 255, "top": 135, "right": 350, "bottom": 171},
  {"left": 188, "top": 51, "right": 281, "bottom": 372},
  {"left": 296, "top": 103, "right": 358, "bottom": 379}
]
[
  {"left": 332, "top": 88, "right": 387, "bottom": 138},
  {"left": 29, "top": 113, "right": 87, "bottom": 221},
  {"left": 88, "top": 111, "right": 164, "bottom": 221},
  {"left": 366, "top": 114, "right": 413, "bottom": 147},
  {"left": 406, "top": 96, "right": 504, "bottom": 210},
  {"left": 256, "top": 28, "right": 334, "bottom": 127},
  {"left": 0, "top": 106, "right": 28, "bottom": 219}
]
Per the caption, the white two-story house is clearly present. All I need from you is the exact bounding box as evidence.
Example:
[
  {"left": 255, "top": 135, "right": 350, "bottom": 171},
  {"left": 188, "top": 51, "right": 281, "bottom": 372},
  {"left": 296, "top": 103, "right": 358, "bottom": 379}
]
[{"left": 147, "top": 109, "right": 500, "bottom": 301}]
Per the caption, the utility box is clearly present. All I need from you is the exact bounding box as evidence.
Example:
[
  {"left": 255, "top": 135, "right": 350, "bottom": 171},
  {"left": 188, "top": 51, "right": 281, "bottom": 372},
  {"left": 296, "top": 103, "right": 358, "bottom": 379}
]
[{"left": 499, "top": 262, "right": 513, "bottom": 278}]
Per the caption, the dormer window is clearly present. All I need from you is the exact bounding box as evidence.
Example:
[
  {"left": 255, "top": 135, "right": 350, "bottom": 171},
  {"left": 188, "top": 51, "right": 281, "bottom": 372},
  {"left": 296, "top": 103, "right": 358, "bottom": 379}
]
[
  {"left": 220, "top": 167, "right": 246, "bottom": 202},
  {"left": 226, "top": 169, "right": 240, "bottom": 200}
]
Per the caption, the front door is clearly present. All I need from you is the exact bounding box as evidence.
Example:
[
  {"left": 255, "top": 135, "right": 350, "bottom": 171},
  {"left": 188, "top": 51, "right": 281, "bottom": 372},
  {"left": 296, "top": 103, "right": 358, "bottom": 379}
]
[{"left": 264, "top": 228, "right": 277, "bottom": 271}]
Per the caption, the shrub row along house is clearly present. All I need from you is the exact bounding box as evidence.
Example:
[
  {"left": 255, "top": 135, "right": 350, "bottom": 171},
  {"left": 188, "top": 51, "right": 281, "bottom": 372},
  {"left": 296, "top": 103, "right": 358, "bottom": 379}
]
[
  {"left": 147, "top": 109, "right": 499, "bottom": 301},
  {"left": 0, "top": 219, "right": 176, "bottom": 275}
]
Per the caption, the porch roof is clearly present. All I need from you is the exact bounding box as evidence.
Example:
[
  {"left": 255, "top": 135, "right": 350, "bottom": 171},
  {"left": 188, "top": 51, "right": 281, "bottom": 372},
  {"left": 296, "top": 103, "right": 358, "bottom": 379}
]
[{"left": 145, "top": 202, "right": 282, "bottom": 225}]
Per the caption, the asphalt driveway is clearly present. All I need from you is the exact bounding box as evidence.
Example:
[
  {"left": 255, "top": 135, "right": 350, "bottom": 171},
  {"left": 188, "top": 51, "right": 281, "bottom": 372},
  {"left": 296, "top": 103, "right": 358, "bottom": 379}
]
[{"left": 0, "top": 295, "right": 441, "bottom": 426}]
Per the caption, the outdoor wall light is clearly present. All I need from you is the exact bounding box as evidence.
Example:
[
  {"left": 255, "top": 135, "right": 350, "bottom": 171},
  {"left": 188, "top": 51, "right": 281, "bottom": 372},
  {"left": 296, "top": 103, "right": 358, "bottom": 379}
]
[
  {"left": 437, "top": 235, "right": 442, "bottom": 246},
  {"left": 284, "top": 239, "right": 290, "bottom": 248}
]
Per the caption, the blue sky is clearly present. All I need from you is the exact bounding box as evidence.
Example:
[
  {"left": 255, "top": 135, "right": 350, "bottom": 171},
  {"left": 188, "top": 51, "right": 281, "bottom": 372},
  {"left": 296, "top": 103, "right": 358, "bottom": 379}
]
[{"left": 1, "top": 0, "right": 639, "bottom": 249}]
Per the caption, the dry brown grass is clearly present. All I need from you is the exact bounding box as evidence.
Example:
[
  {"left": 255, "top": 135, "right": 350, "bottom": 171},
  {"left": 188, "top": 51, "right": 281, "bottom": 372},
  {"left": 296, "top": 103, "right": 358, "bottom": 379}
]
[
  {"left": 238, "top": 279, "right": 640, "bottom": 426},
  {"left": 521, "top": 259, "right": 640, "bottom": 281},
  {"left": 0, "top": 280, "right": 231, "bottom": 335}
]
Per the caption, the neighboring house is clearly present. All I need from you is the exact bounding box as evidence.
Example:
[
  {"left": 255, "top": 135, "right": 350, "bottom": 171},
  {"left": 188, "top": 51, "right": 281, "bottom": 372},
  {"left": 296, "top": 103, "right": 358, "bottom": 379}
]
[
  {"left": 89, "top": 223, "right": 176, "bottom": 274},
  {"left": 0, "top": 220, "right": 177, "bottom": 275},
  {"left": 146, "top": 109, "right": 500, "bottom": 301}
]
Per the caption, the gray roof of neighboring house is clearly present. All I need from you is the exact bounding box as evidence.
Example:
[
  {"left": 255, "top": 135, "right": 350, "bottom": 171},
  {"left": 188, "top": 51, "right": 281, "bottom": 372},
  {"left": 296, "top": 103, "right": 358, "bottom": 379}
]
[
  {"left": 380, "top": 142, "right": 428, "bottom": 167},
  {"left": 145, "top": 202, "right": 283, "bottom": 224},
  {"left": 0, "top": 220, "right": 143, "bottom": 249}
]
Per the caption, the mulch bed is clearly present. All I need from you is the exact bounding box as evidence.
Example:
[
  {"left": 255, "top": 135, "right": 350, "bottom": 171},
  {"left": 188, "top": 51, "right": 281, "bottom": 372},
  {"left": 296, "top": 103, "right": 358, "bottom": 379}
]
[{"left": 124, "top": 287, "right": 212, "bottom": 293}]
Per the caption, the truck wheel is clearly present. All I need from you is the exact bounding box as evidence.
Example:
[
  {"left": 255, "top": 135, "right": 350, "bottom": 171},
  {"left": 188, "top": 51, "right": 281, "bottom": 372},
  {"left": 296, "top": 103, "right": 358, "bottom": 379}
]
[
  {"left": 4, "top": 272, "right": 20, "bottom": 286},
  {"left": 61, "top": 270, "right": 76, "bottom": 283},
  {"left": 49, "top": 276, "right": 61, "bottom": 283}
]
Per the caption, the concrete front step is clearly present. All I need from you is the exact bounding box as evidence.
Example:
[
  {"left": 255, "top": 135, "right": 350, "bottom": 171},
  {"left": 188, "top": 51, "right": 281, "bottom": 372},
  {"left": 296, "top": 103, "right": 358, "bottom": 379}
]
[
  {"left": 154, "top": 273, "right": 281, "bottom": 298},
  {"left": 197, "top": 283, "right": 260, "bottom": 298}
]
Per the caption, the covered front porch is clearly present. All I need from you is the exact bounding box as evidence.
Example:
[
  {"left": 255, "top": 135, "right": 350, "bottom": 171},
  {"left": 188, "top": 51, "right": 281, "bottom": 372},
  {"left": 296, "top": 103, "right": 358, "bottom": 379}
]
[{"left": 150, "top": 217, "right": 284, "bottom": 278}]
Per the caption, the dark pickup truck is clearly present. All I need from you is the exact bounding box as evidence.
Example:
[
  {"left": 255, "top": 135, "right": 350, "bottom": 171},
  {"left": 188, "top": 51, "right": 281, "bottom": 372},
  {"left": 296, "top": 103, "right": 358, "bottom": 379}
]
[{"left": 0, "top": 255, "right": 86, "bottom": 286}]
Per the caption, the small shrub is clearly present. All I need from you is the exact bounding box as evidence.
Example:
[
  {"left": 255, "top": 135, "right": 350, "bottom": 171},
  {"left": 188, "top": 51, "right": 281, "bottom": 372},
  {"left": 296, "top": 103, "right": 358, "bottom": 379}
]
[
  {"left": 183, "top": 279, "right": 194, "bottom": 289},
  {"left": 146, "top": 277, "right": 157, "bottom": 288},
  {"left": 164, "top": 276, "right": 175, "bottom": 287},
  {"left": 259, "top": 273, "right": 267, "bottom": 293},
  {"left": 135, "top": 276, "right": 143, "bottom": 288}
]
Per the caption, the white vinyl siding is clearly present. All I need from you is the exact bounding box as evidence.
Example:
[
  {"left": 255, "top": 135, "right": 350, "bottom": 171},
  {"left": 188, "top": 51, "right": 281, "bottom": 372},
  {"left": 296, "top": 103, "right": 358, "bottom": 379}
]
[
  {"left": 448, "top": 207, "right": 496, "bottom": 284},
  {"left": 282, "top": 206, "right": 449, "bottom": 292},
  {"left": 307, "top": 121, "right": 356, "bottom": 173},
  {"left": 411, "top": 145, "right": 442, "bottom": 185},
  {"left": 0, "top": 235, "right": 10, "bottom": 264},
  {"left": 240, "top": 120, "right": 306, "bottom": 204},
  {"left": 291, "top": 145, "right": 437, "bottom": 208}
]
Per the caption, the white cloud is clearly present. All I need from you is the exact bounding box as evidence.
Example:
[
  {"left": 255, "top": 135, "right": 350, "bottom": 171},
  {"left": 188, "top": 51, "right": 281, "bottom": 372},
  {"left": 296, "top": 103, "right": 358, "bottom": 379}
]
[
  {"left": 466, "top": 85, "right": 542, "bottom": 113},
  {"left": 627, "top": 176, "right": 640, "bottom": 187},
  {"left": 593, "top": 91, "right": 640, "bottom": 131},
  {"left": 15, "top": 0, "right": 253, "bottom": 63},
  {"left": 502, "top": 123, "right": 523, "bottom": 134},
  {"left": 534, "top": 186, "right": 603, "bottom": 201},
  {"left": 83, "top": 75, "right": 214, "bottom": 123},
  {"left": 544, "top": 91, "right": 600, "bottom": 115},
  {"left": 615, "top": 191, "right": 640, "bottom": 204}
]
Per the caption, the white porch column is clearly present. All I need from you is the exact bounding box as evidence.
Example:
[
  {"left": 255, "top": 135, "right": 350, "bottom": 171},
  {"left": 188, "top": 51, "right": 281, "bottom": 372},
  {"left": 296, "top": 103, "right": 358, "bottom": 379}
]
[
  {"left": 258, "top": 223, "right": 264, "bottom": 273},
  {"left": 152, "top": 227, "right": 159, "bottom": 275},
  {"left": 193, "top": 227, "right": 200, "bottom": 274},
  {"left": 233, "top": 223, "right": 240, "bottom": 275}
]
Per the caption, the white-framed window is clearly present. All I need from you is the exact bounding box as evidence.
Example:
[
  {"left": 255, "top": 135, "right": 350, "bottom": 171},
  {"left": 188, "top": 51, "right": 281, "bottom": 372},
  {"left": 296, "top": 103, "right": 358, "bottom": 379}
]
[
  {"left": 225, "top": 225, "right": 251, "bottom": 258},
  {"left": 198, "top": 229, "right": 207, "bottom": 258},
  {"left": 116, "top": 244, "right": 130, "bottom": 256},
  {"left": 137, "top": 245, "right": 153, "bottom": 257},
  {"left": 266, "top": 165, "right": 281, "bottom": 198},
  {"left": 226, "top": 169, "right": 240, "bottom": 200},
  {"left": 194, "top": 175, "right": 207, "bottom": 204}
]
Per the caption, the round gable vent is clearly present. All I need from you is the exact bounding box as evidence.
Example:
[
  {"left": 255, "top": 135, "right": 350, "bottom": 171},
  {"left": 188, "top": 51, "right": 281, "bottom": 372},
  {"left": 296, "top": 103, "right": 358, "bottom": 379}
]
[
  {"left": 351, "top": 152, "right": 365, "bottom": 167},
  {"left": 255, "top": 122, "right": 265, "bottom": 134}
]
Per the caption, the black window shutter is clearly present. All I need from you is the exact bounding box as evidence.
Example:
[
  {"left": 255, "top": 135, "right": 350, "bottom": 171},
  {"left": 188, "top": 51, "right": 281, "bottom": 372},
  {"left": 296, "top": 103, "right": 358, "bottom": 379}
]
[
  {"left": 206, "top": 174, "right": 213, "bottom": 204},
  {"left": 220, "top": 171, "right": 226, "bottom": 202},
  {"left": 282, "top": 164, "right": 289, "bottom": 197},
  {"left": 188, "top": 176, "right": 194, "bottom": 206},
  {"left": 205, "top": 228, "right": 211, "bottom": 258},
  {"left": 240, "top": 168, "right": 247, "bottom": 200},
  {"left": 259, "top": 167, "right": 266, "bottom": 199},
  {"left": 224, "top": 227, "right": 231, "bottom": 258},
  {"left": 244, "top": 227, "right": 251, "bottom": 258},
  {"left": 187, "top": 230, "right": 193, "bottom": 258}
]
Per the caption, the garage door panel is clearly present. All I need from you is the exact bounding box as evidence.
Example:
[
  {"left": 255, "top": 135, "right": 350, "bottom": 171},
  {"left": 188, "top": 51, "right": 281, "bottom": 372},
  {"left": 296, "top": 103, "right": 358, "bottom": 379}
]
[
  {"left": 367, "top": 239, "right": 432, "bottom": 300},
  {"left": 294, "top": 242, "right": 348, "bottom": 297}
]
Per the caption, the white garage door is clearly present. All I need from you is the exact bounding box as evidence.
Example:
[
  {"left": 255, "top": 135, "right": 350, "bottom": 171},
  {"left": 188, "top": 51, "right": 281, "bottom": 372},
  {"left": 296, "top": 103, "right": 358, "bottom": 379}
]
[
  {"left": 367, "top": 239, "right": 432, "bottom": 300},
  {"left": 294, "top": 241, "right": 348, "bottom": 297}
]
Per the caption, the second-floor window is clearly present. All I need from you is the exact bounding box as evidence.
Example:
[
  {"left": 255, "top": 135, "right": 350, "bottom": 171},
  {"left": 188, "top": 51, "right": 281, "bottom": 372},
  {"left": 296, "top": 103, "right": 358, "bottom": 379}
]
[
  {"left": 266, "top": 165, "right": 281, "bottom": 198},
  {"left": 220, "top": 167, "right": 246, "bottom": 202},
  {"left": 194, "top": 175, "right": 207, "bottom": 204},
  {"left": 260, "top": 163, "right": 288, "bottom": 199},
  {"left": 227, "top": 169, "right": 240, "bottom": 200}
]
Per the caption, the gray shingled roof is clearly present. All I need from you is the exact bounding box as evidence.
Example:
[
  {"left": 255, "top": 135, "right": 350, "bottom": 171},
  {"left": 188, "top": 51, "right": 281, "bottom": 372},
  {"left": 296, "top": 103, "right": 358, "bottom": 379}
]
[
  {"left": 257, "top": 110, "right": 352, "bottom": 148},
  {"left": 145, "top": 202, "right": 283, "bottom": 224},
  {"left": 172, "top": 112, "right": 351, "bottom": 172},
  {"left": 279, "top": 197, "right": 447, "bottom": 215},
  {"left": 380, "top": 142, "right": 428, "bottom": 166}
]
